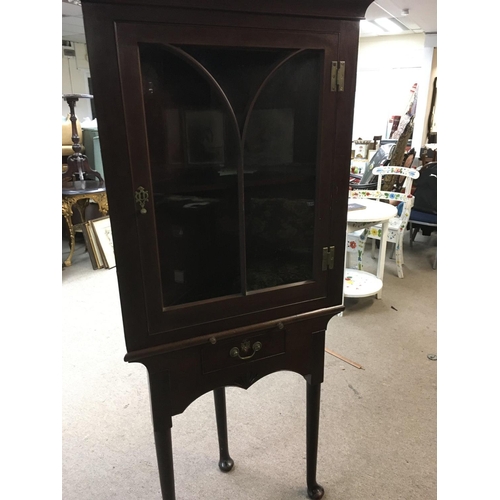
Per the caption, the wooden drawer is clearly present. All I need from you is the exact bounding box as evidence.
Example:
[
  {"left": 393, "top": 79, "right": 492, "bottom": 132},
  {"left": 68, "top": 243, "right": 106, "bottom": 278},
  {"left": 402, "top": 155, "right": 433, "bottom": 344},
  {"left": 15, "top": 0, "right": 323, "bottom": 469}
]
[{"left": 201, "top": 325, "right": 286, "bottom": 374}]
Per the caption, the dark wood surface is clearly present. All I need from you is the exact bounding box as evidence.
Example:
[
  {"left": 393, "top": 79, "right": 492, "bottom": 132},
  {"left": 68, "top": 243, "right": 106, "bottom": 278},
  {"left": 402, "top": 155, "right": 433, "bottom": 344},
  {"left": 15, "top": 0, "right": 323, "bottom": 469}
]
[
  {"left": 81, "top": 0, "right": 373, "bottom": 19},
  {"left": 83, "top": 8, "right": 358, "bottom": 351},
  {"left": 80, "top": 1, "right": 368, "bottom": 497}
]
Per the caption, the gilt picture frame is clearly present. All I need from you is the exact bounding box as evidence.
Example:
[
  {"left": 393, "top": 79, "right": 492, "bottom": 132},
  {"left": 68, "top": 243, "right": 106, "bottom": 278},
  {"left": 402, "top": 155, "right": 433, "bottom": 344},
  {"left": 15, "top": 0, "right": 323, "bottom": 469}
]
[{"left": 90, "top": 216, "right": 115, "bottom": 269}]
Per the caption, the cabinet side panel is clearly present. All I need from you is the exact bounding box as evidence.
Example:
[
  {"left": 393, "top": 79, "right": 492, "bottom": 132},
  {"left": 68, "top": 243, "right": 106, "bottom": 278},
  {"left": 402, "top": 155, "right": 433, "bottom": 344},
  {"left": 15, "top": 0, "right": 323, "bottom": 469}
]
[
  {"left": 82, "top": 3, "right": 150, "bottom": 352},
  {"left": 328, "top": 20, "right": 363, "bottom": 301}
]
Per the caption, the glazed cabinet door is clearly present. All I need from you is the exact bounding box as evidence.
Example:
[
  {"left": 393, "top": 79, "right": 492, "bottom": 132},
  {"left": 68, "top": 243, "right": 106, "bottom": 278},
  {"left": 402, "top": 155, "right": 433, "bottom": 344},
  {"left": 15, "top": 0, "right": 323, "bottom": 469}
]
[{"left": 114, "top": 22, "right": 345, "bottom": 341}]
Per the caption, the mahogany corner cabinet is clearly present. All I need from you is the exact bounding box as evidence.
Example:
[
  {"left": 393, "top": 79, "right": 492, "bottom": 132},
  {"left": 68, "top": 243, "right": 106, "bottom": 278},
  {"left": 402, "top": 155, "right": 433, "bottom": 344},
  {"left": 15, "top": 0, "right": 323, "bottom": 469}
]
[{"left": 80, "top": 1, "right": 373, "bottom": 498}]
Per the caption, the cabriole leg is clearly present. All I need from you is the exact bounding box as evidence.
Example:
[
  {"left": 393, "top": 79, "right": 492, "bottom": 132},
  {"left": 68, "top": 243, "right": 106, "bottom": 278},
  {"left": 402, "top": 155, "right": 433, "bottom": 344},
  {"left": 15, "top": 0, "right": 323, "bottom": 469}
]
[
  {"left": 154, "top": 427, "right": 176, "bottom": 500},
  {"left": 62, "top": 199, "right": 76, "bottom": 267},
  {"left": 149, "top": 371, "right": 176, "bottom": 500},
  {"left": 214, "top": 387, "right": 234, "bottom": 472},
  {"left": 306, "top": 382, "right": 324, "bottom": 499}
]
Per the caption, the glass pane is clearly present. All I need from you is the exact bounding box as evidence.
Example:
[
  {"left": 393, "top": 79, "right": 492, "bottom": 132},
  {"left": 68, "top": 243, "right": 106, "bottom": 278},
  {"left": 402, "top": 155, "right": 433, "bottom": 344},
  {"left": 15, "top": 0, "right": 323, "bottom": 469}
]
[
  {"left": 177, "top": 46, "right": 293, "bottom": 133},
  {"left": 243, "top": 50, "right": 321, "bottom": 291},
  {"left": 139, "top": 43, "right": 242, "bottom": 307}
]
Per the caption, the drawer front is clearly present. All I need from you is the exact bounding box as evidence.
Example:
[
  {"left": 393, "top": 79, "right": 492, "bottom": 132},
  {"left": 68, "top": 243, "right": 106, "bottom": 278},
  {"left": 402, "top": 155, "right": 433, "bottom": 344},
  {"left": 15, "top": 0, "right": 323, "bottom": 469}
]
[{"left": 201, "top": 326, "right": 286, "bottom": 374}]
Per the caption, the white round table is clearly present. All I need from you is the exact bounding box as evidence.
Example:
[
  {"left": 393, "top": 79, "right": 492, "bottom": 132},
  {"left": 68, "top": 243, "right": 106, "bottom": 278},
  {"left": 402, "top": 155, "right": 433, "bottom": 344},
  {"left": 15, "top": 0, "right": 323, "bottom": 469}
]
[{"left": 344, "top": 198, "right": 397, "bottom": 299}]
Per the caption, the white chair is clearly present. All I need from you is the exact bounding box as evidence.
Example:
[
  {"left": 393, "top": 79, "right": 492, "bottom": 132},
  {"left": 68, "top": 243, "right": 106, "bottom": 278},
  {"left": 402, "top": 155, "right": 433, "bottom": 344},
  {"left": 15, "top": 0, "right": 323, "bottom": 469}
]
[{"left": 346, "top": 166, "right": 420, "bottom": 278}]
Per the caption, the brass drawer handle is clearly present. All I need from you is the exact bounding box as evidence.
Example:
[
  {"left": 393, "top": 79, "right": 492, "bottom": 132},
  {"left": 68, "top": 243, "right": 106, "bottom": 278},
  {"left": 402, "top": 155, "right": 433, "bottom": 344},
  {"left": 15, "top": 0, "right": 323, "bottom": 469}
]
[{"left": 229, "top": 341, "right": 262, "bottom": 360}]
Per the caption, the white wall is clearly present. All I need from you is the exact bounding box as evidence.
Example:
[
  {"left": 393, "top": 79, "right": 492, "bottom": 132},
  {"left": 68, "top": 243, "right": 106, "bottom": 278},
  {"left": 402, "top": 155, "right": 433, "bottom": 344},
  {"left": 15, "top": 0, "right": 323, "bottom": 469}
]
[
  {"left": 411, "top": 34, "right": 437, "bottom": 154},
  {"left": 62, "top": 42, "right": 93, "bottom": 121},
  {"left": 352, "top": 33, "right": 428, "bottom": 142}
]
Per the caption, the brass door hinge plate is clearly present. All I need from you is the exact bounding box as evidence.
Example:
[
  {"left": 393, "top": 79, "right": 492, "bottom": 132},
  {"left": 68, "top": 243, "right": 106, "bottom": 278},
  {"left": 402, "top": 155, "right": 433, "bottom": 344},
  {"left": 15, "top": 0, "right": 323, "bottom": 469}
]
[
  {"left": 331, "top": 61, "right": 345, "bottom": 92},
  {"left": 331, "top": 61, "right": 338, "bottom": 91},
  {"left": 337, "top": 61, "right": 345, "bottom": 91},
  {"left": 322, "top": 246, "right": 335, "bottom": 271}
]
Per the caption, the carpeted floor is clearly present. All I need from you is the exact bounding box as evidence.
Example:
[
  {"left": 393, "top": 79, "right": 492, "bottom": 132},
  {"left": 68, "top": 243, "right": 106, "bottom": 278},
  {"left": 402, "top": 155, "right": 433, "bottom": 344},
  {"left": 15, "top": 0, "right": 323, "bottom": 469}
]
[{"left": 62, "top": 230, "right": 437, "bottom": 500}]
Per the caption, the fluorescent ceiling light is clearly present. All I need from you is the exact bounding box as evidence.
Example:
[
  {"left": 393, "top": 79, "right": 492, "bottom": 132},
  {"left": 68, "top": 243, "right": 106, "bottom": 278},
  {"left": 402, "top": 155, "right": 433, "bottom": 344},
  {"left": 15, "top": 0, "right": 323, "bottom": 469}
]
[
  {"left": 360, "top": 20, "right": 385, "bottom": 35},
  {"left": 373, "top": 17, "right": 404, "bottom": 33}
]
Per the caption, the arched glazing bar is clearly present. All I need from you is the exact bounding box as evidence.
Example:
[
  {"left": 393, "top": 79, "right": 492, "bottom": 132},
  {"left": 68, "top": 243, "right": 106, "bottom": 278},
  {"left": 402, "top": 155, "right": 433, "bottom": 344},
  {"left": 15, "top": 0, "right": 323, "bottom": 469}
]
[{"left": 139, "top": 42, "right": 246, "bottom": 305}]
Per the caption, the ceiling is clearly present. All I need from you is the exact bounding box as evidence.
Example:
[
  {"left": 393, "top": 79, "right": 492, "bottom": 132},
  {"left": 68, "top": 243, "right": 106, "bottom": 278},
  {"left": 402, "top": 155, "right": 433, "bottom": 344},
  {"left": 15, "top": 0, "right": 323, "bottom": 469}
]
[{"left": 62, "top": 0, "right": 437, "bottom": 45}]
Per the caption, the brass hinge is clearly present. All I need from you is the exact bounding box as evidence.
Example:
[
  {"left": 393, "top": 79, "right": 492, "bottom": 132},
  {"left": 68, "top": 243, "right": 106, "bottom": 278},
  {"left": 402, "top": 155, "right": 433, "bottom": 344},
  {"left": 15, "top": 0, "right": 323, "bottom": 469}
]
[
  {"left": 331, "top": 61, "right": 345, "bottom": 92},
  {"left": 322, "top": 246, "right": 335, "bottom": 271}
]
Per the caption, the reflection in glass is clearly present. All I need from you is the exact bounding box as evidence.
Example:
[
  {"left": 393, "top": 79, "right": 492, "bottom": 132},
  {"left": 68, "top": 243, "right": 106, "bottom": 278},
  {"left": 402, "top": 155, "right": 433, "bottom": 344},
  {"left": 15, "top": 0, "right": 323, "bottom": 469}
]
[
  {"left": 244, "top": 51, "right": 321, "bottom": 290},
  {"left": 139, "top": 44, "right": 321, "bottom": 302},
  {"left": 139, "top": 43, "right": 241, "bottom": 307}
]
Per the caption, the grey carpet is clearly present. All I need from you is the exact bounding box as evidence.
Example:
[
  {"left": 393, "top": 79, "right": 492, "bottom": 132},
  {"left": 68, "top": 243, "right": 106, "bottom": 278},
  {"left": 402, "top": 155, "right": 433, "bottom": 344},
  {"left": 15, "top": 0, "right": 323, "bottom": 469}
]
[{"left": 62, "top": 231, "right": 437, "bottom": 500}]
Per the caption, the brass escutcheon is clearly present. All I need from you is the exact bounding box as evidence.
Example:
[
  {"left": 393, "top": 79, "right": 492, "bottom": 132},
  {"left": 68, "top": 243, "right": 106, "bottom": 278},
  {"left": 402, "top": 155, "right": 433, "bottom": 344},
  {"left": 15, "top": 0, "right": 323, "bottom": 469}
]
[{"left": 135, "top": 186, "right": 149, "bottom": 214}]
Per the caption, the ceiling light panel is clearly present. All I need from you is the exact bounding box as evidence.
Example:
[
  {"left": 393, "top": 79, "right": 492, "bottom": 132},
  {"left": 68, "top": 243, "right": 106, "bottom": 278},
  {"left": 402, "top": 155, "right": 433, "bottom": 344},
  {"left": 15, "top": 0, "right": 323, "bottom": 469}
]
[
  {"left": 373, "top": 18, "right": 404, "bottom": 33},
  {"left": 360, "top": 20, "right": 386, "bottom": 36}
]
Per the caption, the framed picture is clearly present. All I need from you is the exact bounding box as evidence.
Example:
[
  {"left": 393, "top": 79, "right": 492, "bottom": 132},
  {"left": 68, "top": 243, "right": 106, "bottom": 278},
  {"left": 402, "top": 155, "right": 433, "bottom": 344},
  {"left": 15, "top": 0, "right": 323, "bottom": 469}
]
[
  {"left": 244, "top": 108, "right": 294, "bottom": 166},
  {"left": 83, "top": 221, "right": 104, "bottom": 269},
  {"left": 185, "top": 110, "right": 225, "bottom": 165},
  {"left": 90, "top": 216, "right": 116, "bottom": 269}
]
